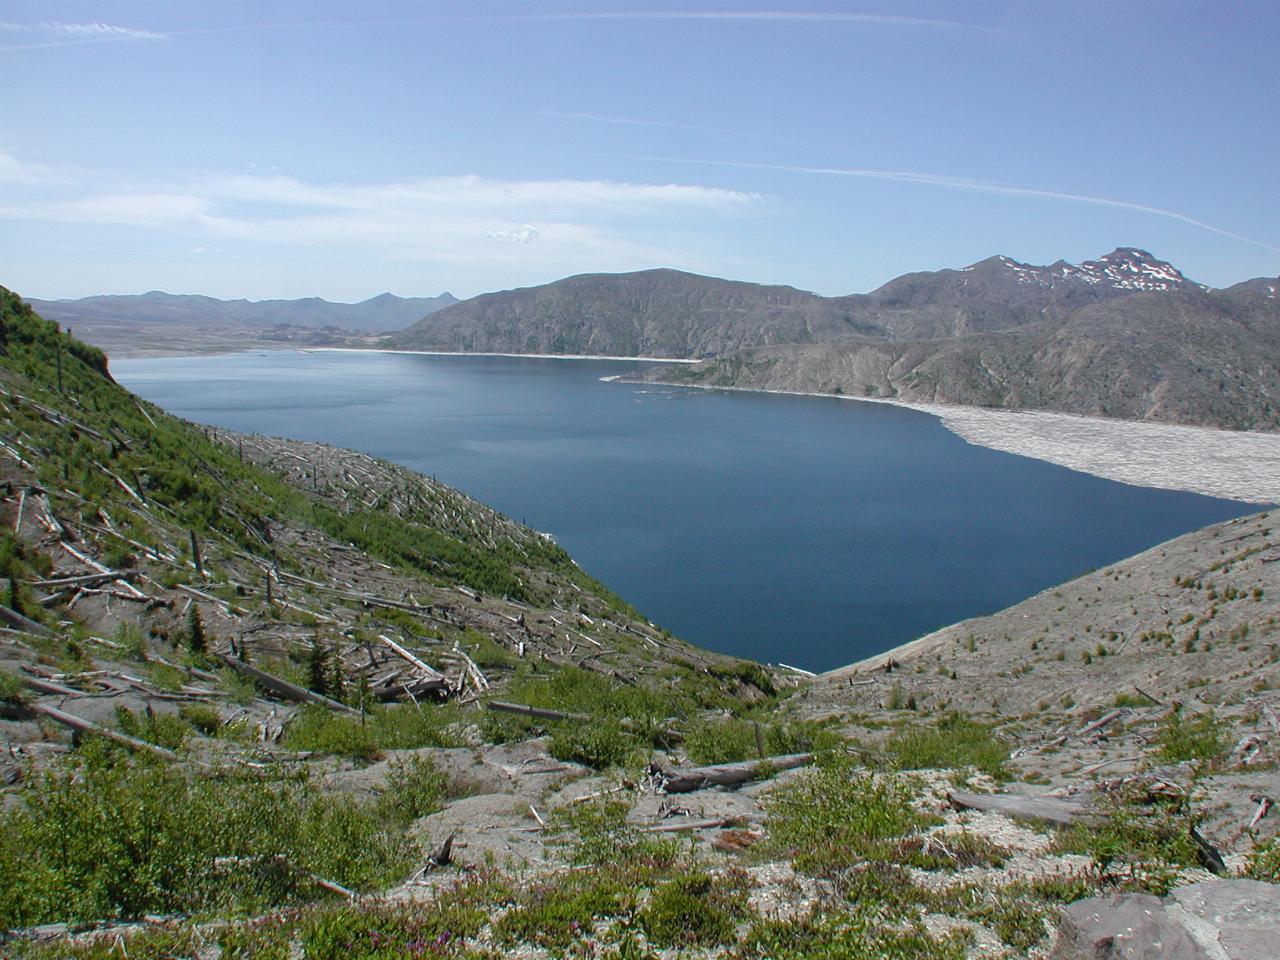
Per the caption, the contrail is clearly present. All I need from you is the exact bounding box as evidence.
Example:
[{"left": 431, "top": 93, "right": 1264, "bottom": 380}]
[{"left": 627, "top": 155, "right": 1280, "bottom": 255}]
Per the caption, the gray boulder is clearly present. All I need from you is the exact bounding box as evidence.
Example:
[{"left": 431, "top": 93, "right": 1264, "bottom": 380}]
[{"left": 1053, "top": 880, "right": 1280, "bottom": 960}]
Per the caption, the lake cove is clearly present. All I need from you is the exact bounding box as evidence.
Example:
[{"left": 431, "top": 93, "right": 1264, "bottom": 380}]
[{"left": 114, "top": 350, "right": 1256, "bottom": 672}]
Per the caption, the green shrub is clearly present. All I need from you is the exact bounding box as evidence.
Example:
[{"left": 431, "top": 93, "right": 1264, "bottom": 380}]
[
  {"left": 735, "top": 905, "right": 970, "bottom": 960},
  {"left": 115, "top": 704, "right": 191, "bottom": 750},
  {"left": 177, "top": 703, "right": 225, "bottom": 736},
  {"left": 1052, "top": 783, "right": 1200, "bottom": 892},
  {"left": 549, "top": 798, "right": 679, "bottom": 871},
  {"left": 883, "top": 714, "right": 1008, "bottom": 779},
  {"left": 0, "top": 743, "right": 413, "bottom": 926},
  {"left": 549, "top": 717, "right": 641, "bottom": 769},
  {"left": 496, "top": 872, "right": 629, "bottom": 950},
  {"left": 376, "top": 755, "right": 447, "bottom": 826},
  {"left": 0, "top": 669, "right": 31, "bottom": 705},
  {"left": 684, "top": 716, "right": 838, "bottom": 766},
  {"left": 763, "top": 754, "right": 937, "bottom": 876},
  {"left": 638, "top": 870, "right": 748, "bottom": 948},
  {"left": 1154, "top": 707, "right": 1231, "bottom": 769},
  {"left": 302, "top": 899, "right": 487, "bottom": 959},
  {"left": 284, "top": 707, "right": 382, "bottom": 762},
  {"left": 1245, "top": 834, "right": 1280, "bottom": 882}
]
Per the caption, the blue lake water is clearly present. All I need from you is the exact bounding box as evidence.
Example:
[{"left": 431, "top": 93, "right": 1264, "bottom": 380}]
[{"left": 113, "top": 350, "right": 1255, "bottom": 672}]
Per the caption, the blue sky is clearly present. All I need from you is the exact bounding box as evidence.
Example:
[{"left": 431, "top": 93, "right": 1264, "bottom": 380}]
[{"left": 2, "top": 1, "right": 1276, "bottom": 301}]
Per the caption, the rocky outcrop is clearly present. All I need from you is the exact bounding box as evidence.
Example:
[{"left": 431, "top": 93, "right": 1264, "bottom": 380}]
[{"left": 1052, "top": 880, "right": 1280, "bottom": 959}]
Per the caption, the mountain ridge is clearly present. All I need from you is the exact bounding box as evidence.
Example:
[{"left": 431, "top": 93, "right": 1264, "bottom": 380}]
[
  {"left": 28, "top": 289, "right": 459, "bottom": 333},
  {"left": 388, "top": 248, "right": 1279, "bottom": 430}
]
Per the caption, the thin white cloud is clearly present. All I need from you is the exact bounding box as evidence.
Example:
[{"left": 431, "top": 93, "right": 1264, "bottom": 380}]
[
  {"left": 628, "top": 155, "right": 1280, "bottom": 255},
  {"left": 0, "top": 165, "right": 764, "bottom": 274},
  {"left": 0, "top": 20, "right": 166, "bottom": 51},
  {"left": 486, "top": 225, "right": 539, "bottom": 244},
  {"left": 0, "top": 152, "right": 66, "bottom": 184}
]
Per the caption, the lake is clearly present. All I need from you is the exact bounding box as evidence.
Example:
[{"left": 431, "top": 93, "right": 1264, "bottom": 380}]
[{"left": 113, "top": 350, "right": 1254, "bottom": 672}]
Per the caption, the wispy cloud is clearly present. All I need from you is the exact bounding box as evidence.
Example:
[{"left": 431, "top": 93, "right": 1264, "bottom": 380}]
[
  {"left": 0, "top": 163, "right": 764, "bottom": 273},
  {"left": 0, "top": 152, "right": 70, "bottom": 184},
  {"left": 0, "top": 20, "right": 166, "bottom": 51},
  {"left": 486, "top": 225, "right": 539, "bottom": 244},
  {"left": 628, "top": 155, "right": 1280, "bottom": 255}
]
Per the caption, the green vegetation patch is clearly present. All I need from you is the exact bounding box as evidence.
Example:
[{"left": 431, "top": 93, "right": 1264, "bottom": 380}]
[
  {"left": 283, "top": 703, "right": 462, "bottom": 761},
  {"left": 1153, "top": 706, "right": 1232, "bottom": 770},
  {"left": 0, "top": 743, "right": 414, "bottom": 927},
  {"left": 638, "top": 869, "right": 751, "bottom": 949},
  {"left": 763, "top": 753, "right": 938, "bottom": 877},
  {"left": 882, "top": 713, "right": 1009, "bottom": 779},
  {"left": 734, "top": 905, "right": 970, "bottom": 960},
  {"left": 1052, "top": 783, "right": 1203, "bottom": 892}
]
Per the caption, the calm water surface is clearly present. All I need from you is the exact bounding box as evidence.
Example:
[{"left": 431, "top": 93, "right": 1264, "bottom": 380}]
[{"left": 113, "top": 351, "right": 1254, "bottom": 671}]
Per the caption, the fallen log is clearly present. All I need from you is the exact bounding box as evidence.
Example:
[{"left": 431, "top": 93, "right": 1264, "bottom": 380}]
[
  {"left": 31, "top": 702, "right": 179, "bottom": 762},
  {"left": 657, "top": 753, "right": 812, "bottom": 794},
  {"left": 947, "top": 789, "right": 1091, "bottom": 827},
  {"left": 28, "top": 571, "right": 135, "bottom": 589},
  {"left": 21, "top": 674, "right": 87, "bottom": 697},
  {"left": 0, "top": 603, "right": 53, "bottom": 637},
  {"left": 484, "top": 700, "right": 589, "bottom": 722},
  {"left": 217, "top": 654, "right": 358, "bottom": 715},
  {"left": 1078, "top": 709, "right": 1127, "bottom": 740},
  {"left": 377, "top": 634, "right": 445, "bottom": 681},
  {"left": 642, "top": 817, "right": 738, "bottom": 833}
]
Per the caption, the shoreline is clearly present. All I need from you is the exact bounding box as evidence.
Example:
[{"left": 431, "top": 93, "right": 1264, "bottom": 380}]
[
  {"left": 306, "top": 346, "right": 700, "bottom": 363},
  {"left": 640, "top": 379, "right": 1280, "bottom": 505}
]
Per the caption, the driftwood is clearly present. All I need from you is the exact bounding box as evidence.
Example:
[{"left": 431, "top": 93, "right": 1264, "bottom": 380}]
[
  {"left": 484, "top": 700, "right": 589, "bottom": 722},
  {"left": 31, "top": 702, "right": 179, "bottom": 762},
  {"left": 657, "top": 753, "right": 812, "bottom": 794},
  {"left": 947, "top": 789, "right": 1091, "bottom": 827},
  {"left": 218, "top": 654, "right": 358, "bottom": 715}
]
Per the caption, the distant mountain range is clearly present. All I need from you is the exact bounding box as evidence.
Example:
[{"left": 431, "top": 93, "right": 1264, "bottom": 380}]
[
  {"left": 392, "top": 249, "right": 1280, "bottom": 431},
  {"left": 28, "top": 290, "right": 459, "bottom": 333}
]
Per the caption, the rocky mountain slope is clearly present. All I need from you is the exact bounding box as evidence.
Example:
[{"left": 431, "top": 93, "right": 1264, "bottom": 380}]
[
  {"left": 389, "top": 268, "right": 882, "bottom": 357},
  {"left": 4, "top": 288, "right": 1280, "bottom": 958},
  {"left": 30, "top": 290, "right": 458, "bottom": 332},
  {"left": 26, "top": 290, "right": 460, "bottom": 357},
  {"left": 655, "top": 258, "right": 1280, "bottom": 431},
  {"left": 393, "top": 249, "right": 1280, "bottom": 430}
]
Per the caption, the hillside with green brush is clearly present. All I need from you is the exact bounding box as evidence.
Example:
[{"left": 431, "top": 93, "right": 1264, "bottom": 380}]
[{"left": 3, "top": 286, "right": 1280, "bottom": 958}]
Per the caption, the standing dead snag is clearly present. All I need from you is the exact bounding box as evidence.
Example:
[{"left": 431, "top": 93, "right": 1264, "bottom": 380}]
[{"left": 189, "top": 529, "right": 204, "bottom": 577}]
